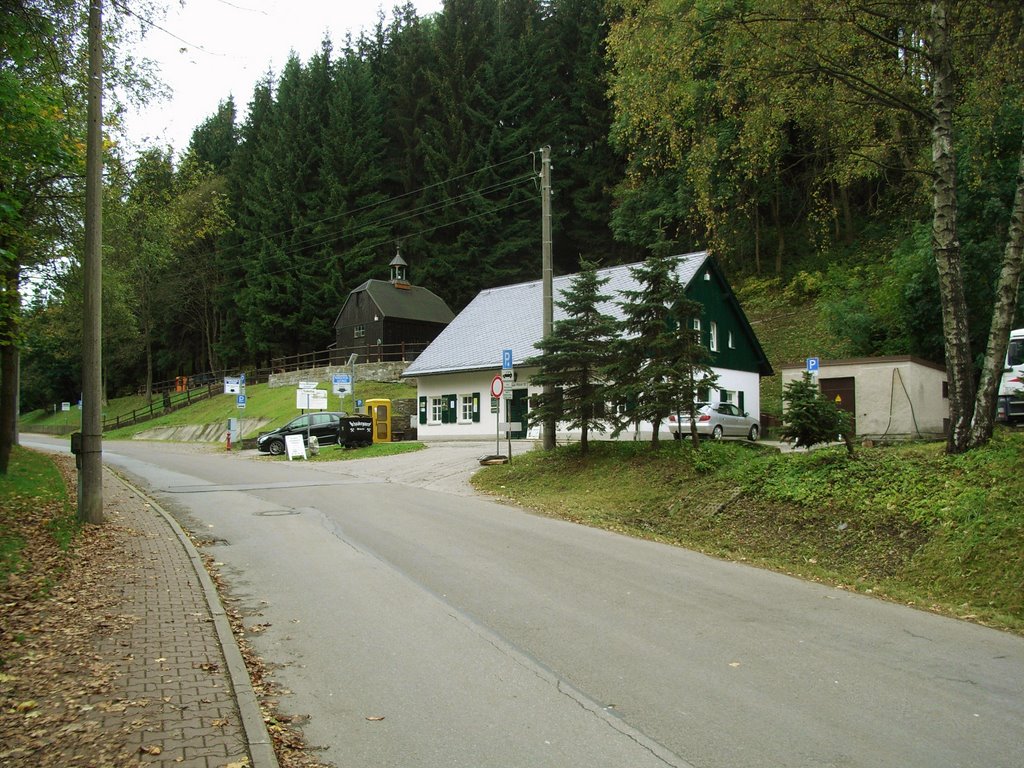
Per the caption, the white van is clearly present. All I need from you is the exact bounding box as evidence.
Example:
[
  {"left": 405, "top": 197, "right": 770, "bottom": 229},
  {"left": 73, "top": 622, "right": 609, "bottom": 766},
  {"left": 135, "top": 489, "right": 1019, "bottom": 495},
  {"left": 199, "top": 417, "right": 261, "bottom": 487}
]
[{"left": 997, "top": 328, "right": 1024, "bottom": 423}]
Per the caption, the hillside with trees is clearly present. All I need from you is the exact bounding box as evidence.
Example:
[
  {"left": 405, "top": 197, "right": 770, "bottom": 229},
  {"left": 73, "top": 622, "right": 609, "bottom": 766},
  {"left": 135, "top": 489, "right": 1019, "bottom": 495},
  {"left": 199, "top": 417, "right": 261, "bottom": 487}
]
[{"left": 5, "top": 0, "right": 1022, "bottom": 455}]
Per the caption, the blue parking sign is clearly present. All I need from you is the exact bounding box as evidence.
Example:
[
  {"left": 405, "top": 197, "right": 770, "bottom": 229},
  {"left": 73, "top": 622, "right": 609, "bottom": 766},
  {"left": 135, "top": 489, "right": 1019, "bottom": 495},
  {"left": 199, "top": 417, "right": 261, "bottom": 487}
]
[
  {"left": 806, "top": 357, "right": 820, "bottom": 372},
  {"left": 502, "top": 349, "right": 513, "bottom": 369}
]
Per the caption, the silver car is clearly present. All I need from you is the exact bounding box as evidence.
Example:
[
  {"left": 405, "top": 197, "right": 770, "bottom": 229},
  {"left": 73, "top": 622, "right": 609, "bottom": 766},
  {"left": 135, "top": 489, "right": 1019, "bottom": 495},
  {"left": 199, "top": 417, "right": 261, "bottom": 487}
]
[{"left": 668, "top": 402, "right": 760, "bottom": 441}]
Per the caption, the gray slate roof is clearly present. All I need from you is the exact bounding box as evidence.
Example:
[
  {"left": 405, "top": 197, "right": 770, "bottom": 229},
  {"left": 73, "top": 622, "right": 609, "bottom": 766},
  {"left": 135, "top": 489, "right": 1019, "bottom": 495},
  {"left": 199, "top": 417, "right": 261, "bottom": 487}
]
[{"left": 403, "top": 251, "right": 709, "bottom": 377}]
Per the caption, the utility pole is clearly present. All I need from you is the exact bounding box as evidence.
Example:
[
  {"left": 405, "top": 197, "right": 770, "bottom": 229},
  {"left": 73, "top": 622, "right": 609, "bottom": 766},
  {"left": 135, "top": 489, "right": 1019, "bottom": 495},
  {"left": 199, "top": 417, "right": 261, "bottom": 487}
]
[
  {"left": 80, "top": 0, "right": 104, "bottom": 524},
  {"left": 541, "top": 146, "right": 555, "bottom": 450}
]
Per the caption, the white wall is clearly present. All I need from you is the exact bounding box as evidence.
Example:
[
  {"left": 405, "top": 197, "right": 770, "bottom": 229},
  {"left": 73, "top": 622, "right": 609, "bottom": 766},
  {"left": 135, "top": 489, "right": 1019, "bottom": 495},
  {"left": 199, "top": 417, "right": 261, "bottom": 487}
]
[
  {"left": 780, "top": 359, "right": 947, "bottom": 439},
  {"left": 412, "top": 366, "right": 763, "bottom": 442}
]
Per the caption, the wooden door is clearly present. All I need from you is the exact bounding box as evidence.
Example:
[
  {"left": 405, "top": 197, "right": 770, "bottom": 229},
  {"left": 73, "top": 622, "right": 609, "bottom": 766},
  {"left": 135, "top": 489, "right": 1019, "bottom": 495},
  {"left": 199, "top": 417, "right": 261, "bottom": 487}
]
[{"left": 820, "top": 376, "right": 857, "bottom": 435}]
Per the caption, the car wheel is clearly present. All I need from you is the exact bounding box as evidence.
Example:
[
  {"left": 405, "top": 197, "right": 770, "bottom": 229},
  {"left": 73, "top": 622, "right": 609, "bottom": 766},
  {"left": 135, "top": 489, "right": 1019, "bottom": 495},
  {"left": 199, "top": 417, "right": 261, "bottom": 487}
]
[
  {"left": 712, "top": 425, "right": 724, "bottom": 440},
  {"left": 748, "top": 424, "right": 759, "bottom": 441},
  {"left": 268, "top": 439, "right": 285, "bottom": 456}
]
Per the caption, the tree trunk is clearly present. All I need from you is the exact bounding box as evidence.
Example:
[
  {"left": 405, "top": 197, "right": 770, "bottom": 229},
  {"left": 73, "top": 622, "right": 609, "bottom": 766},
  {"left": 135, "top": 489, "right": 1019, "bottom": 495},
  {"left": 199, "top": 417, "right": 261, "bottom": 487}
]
[
  {"left": 0, "top": 256, "right": 20, "bottom": 475},
  {"left": 929, "top": 1, "right": 974, "bottom": 454},
  {"left": 968, "top": 129, "right": 1024, "bottom": 448},
  {"left": 754, "top": 208, "right": 761, "bottom": 276},
  {"left": 841, "top": 185, "right": 854, "bottom": 245},
  {"left": 773, "top": 190, "right": 784, "bottom": 276}
]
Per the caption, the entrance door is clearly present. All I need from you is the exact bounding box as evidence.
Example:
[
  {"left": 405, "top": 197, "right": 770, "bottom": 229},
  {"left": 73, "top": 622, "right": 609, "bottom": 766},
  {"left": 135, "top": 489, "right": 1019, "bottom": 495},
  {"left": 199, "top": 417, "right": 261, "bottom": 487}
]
[
  {"left": 820, "top": 376, "right": 857, "bottom": 435},
  {"left": 508, "top": 389, "right": 529, "bottom": 439}
]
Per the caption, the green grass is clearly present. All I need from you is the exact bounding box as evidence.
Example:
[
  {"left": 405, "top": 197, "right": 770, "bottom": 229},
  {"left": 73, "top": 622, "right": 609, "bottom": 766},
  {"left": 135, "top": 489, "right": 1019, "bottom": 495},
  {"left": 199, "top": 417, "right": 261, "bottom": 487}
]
[
  {"left": 257, "top": 440, "right": 427, "bottom": 462},
  {"left": 91, "top": 379, "right": 416, "bottom": 440},
  {"left": 472, "top": 430, "right": 1024, "bottom": 633},
  {"left": 0, "top": 447, "right": 75, "bottom": 585}
]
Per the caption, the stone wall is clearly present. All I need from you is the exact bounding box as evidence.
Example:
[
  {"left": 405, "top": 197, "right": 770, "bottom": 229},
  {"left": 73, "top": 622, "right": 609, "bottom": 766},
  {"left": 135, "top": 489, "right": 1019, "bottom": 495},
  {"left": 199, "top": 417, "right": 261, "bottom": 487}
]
[{"left": 268, "top": 361, "right": 413, "bottom": 388}]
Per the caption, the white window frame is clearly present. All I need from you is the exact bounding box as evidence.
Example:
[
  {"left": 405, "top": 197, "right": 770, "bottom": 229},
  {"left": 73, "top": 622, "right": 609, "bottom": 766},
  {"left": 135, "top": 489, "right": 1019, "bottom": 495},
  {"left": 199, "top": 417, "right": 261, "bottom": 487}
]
[
  {"left": 354, "top": 324, "right": 366, "bottom": 339},
  {"left": 429, "top": 396, "right": 443, "bottom": 424},
  {"left": 693, "top": 318, "right": 701, "bottom": 332},
  {"left": 710, "top": 321, "right": 719, "bottom": 352},
  {"left": 728, "top": 330, "right": 735, "bottom": 349},
  {"left": 460, "top": 394, "right": 475, "bottom": 423},
  {"left": 719, "top": 389, "right": 735, "bottom": 404}
]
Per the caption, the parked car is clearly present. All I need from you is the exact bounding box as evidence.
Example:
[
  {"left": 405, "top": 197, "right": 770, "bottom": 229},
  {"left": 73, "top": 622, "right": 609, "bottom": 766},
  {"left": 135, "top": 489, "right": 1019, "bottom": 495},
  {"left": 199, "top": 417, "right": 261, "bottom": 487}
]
[
  {"left": 668, "top": 402, "right": 760, "bottom": 441},
  {"left": 256, "top": 411, "right": 348, "bottom": 455}
]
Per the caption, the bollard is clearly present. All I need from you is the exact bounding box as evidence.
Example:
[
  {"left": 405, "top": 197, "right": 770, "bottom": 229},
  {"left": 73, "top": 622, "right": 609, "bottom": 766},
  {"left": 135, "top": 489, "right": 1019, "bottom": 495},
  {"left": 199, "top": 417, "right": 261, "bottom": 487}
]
[{"left": 226, "top": 430, "right": 232, "bottom": 451}]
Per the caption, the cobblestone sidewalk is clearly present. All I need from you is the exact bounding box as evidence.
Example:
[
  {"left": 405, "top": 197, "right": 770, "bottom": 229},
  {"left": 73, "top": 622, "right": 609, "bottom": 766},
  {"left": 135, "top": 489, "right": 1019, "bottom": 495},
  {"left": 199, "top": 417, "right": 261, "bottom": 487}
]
[{"left": 84, "top": 470, "right": 277, "bottom": 768}]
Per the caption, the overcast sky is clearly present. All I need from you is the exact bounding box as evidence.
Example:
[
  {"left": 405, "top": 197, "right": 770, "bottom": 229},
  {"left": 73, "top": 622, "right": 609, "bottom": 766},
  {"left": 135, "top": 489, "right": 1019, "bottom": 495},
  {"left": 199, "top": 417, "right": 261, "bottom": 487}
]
[{"left": 122, "top": 0, "right": 444, "bottom": 155}]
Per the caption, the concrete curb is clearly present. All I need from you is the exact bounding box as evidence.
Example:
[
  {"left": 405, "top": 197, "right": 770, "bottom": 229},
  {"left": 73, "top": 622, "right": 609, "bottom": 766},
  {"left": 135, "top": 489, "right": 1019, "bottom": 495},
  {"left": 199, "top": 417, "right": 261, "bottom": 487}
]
[{"left": 108, "top": 469, "right": 280, "bottom": 768}]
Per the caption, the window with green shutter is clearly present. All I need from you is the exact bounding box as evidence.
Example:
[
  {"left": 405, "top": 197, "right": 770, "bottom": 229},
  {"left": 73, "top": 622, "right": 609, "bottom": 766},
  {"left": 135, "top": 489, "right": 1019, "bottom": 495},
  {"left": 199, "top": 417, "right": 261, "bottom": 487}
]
[{"left": 419, "top": 396, "right": 427, "bottom": 425}]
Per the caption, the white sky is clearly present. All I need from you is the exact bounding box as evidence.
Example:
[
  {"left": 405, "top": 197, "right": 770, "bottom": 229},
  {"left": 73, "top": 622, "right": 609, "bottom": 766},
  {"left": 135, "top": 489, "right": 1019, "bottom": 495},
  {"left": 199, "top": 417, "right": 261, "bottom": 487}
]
[{"left": 121, "top": 0, "right": 444, "bottom": 155}]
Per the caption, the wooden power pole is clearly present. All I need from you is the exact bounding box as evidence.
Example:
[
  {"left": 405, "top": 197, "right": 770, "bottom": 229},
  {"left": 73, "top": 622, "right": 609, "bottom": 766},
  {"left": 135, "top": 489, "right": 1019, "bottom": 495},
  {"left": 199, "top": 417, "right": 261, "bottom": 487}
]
[
  {"left": 541, "top": 146, "right": 555, "bottom": 451},
  {"left": 80, "top": 0, "right": 103, "bottom": 524}
]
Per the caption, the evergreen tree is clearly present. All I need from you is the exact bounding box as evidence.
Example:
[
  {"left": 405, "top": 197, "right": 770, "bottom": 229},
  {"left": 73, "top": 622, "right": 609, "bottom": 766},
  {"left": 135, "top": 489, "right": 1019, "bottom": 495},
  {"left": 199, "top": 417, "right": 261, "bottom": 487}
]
[
  {"left": 318, "top": 47, "right": 397, "bottom": 295},
  {"left": 526, "top": 260, "right": 618, "bottom": 454},
  {"left": 609, "top": 249, "right": 707, "bottom": 447},
  {"left": 781, "top": 372, "right": 854, "bottom": 455},
  {"left": 186, "top": 97, "right": 238, "bottom": 173},
  {"left": 546, "top": 0, "right": 638, "bottom": 271}
]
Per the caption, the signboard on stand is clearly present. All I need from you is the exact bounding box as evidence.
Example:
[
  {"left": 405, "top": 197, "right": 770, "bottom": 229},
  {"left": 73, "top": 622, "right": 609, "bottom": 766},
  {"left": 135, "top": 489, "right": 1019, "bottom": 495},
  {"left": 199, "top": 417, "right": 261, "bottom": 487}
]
[
  {"left": 285, "top": 434, "right": 307, "bottom": 460},
  {"left": 296, "top": 388, "right": 328, "bottom": 410}
]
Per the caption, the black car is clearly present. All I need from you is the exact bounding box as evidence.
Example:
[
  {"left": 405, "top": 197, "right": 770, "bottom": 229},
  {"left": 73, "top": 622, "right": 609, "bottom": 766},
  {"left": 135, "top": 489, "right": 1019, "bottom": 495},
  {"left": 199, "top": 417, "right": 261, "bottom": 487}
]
[{"left": 256, "top": 411, "right": 348, "bottom": 455}]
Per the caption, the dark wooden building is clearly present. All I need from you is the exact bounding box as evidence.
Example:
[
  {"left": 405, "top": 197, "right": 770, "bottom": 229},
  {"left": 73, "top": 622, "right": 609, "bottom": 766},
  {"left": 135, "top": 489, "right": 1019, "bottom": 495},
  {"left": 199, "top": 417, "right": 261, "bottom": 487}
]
[{"left": 332, "top": 254, "right": 455, "bottom": 363}]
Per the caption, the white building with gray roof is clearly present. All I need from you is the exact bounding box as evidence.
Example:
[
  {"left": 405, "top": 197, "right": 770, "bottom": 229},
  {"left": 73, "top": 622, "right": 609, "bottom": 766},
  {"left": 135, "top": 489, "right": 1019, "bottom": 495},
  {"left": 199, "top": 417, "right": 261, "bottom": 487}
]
[{"left": 402, "top": 251, "right": 772, "bottom": 442}]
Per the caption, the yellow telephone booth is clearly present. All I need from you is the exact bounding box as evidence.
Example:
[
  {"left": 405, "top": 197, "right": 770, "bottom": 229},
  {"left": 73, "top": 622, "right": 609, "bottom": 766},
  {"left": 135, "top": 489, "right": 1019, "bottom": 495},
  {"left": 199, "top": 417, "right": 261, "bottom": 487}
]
[{"left": 365, "top": 398, "right": 392, "bottom": 443}]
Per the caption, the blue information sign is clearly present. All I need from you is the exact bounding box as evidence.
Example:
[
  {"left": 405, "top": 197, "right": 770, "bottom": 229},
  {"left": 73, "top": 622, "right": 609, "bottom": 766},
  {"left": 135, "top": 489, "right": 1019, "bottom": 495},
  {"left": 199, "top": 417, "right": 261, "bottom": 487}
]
[
  {"left": 236, "top": 394, "right": 247, "bottom": 409},
  {"left": 806, "top": 357, "right": 820, "bottom": 372},
  {"left": 502, "top": 349, "right": 513, "bottom": 369}
]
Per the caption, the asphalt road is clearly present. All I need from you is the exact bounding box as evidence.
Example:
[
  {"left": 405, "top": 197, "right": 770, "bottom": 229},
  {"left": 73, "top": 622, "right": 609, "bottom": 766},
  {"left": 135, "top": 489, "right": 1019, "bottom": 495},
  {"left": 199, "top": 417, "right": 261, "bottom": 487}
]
[{"left": 25, "top": 436, "right": 1024, "bottom": 768}]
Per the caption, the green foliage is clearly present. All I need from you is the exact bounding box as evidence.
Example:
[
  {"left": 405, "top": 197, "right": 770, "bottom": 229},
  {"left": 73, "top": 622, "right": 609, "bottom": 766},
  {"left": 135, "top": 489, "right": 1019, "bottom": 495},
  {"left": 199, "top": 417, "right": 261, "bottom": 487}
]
[
  {"left": 526, "top": 260, "right": 618, "bottom": 452},
  {"left": 607, "top": 249, "right": 716, "bottom": 445},
  {"left": 780, "top": 372, "right": 851, "bottom": 452}
]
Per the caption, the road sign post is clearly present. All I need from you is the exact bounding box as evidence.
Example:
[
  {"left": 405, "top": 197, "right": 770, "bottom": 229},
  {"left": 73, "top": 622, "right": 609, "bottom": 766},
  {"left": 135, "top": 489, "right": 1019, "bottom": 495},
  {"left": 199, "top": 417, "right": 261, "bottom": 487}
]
[{"left": 491, "top": 375, "right": 505, "bottom": 456}]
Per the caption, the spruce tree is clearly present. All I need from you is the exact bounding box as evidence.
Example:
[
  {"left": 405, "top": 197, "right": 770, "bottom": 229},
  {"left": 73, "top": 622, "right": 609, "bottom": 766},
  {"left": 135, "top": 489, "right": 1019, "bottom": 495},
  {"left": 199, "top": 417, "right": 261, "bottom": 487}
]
[
  {"left": 527, "top": 260, "right": 617, "bottom": 454},
  {"left": 609, "top": 248, "right": 714, "bottom": 447}
]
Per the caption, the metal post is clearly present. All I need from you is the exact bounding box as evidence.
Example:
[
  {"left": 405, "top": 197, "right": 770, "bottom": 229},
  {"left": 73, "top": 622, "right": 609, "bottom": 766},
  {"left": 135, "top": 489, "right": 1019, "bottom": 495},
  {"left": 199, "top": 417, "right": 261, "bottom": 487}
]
[
  {"left": 79, "top": 0, "right": 104, "bottom": 524},
  {"left": 541, "top": 146, "right": 555, "bottom": 450}
]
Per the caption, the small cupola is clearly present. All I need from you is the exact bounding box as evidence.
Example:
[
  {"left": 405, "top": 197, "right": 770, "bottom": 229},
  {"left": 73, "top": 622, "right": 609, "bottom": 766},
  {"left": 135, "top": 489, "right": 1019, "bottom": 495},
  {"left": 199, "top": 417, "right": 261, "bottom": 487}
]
[{"left": 390, "top": 246, "right": 410, "bottom": 288}]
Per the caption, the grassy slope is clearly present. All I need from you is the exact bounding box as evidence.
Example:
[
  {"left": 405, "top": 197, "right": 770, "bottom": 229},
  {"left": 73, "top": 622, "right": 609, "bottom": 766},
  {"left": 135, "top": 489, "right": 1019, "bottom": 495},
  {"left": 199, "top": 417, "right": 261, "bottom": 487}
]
[
  {"left": 471, "top": 433, "right": 1024, "bottom": 633},
  {"left": 734, "top": 276, "right": 857, "bottom": 422},
  {"left": 21, "top": 380, "right": 417, "bottom": 440}
]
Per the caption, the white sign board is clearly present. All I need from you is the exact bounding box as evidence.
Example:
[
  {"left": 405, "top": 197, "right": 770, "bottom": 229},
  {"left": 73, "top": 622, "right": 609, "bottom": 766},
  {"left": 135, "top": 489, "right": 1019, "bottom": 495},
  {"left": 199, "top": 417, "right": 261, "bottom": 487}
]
[
  {"left": 224, "top": 376, "right": 242, "bottom": 394},
  {"left": 285, "top": 434, "right": 307, "bottom": 460},
  {"left": 299, "top": 380, "right": 318, "bottom": 390},
  {"left": 61, "top": 402, "right": 70, "bottom": 412},
  {"left": 296, "top": 388, "right": 328, "bottom": 410}
]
